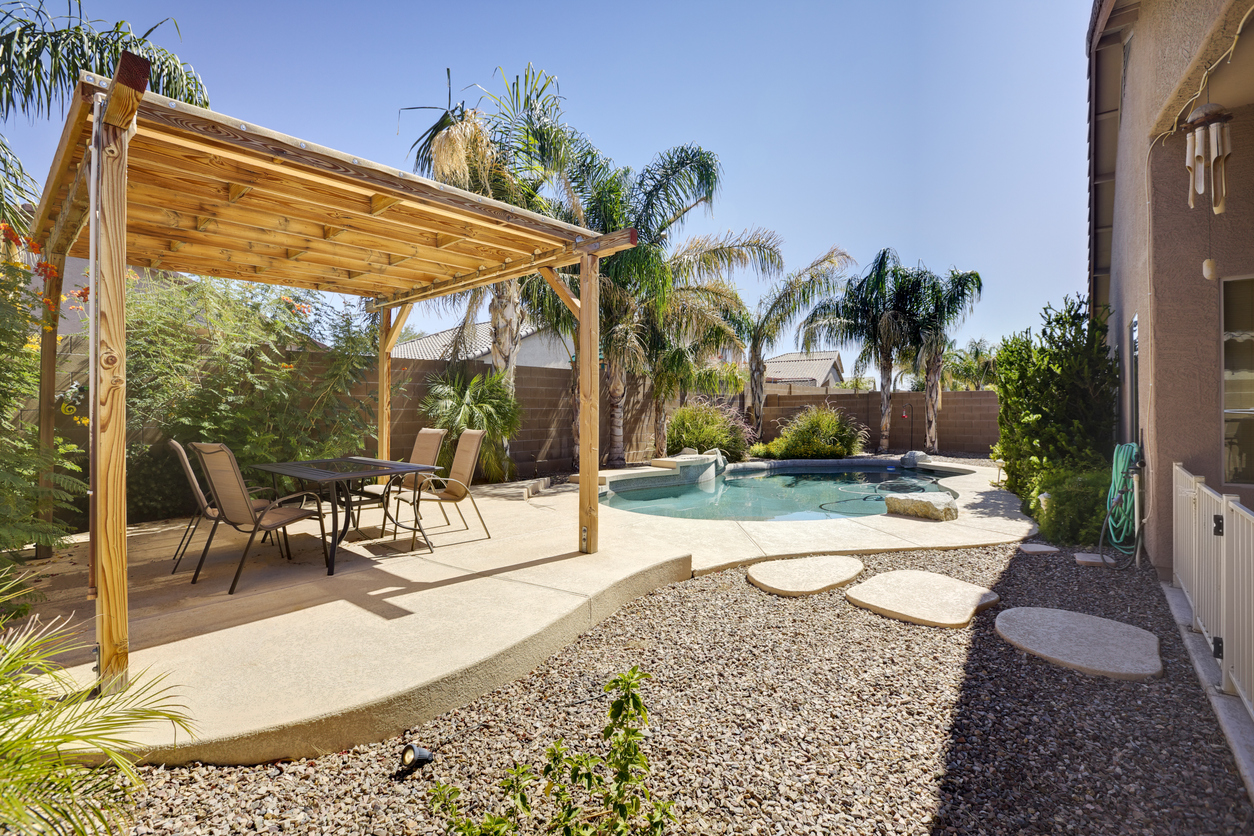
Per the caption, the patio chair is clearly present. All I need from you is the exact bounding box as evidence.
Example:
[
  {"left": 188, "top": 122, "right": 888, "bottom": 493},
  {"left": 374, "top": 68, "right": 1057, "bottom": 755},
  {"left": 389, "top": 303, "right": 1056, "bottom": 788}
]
[
  {"left": 407, "top": 429, "right": 490, "bottom": 548},
  {"left": 167, "top": 440, "right": 273, "bottom": 575},
  {"left": 189, "top": 442, "right": 329, "bottom": 595},
  {"left": 356, "top": 428, "right": 447, "bottom": 539}
]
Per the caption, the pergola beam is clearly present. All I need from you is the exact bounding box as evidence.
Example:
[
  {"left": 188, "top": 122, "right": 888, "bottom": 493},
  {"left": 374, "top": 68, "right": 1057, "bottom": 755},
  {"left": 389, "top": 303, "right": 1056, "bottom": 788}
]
[{"left": 368, "top": 228, "right": 636, "bottom": 311}]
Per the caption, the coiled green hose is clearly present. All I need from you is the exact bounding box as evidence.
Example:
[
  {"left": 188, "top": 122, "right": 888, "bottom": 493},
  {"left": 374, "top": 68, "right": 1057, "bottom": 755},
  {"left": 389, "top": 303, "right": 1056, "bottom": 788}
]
[{"left": 1102, "top": 442, "right": 1142, "bottom": 562}]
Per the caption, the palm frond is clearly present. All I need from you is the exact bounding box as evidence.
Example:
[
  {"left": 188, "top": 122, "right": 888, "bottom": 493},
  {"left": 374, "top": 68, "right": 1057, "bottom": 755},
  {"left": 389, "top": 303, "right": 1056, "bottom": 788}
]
[{"left": 667, "top": 227, "right": 784, "bottom": 285}]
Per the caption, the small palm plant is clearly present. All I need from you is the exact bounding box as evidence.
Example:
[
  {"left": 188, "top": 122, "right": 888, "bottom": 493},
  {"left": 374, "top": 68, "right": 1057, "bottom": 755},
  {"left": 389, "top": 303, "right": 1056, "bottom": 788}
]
[
  {"left": 0, "top": 568, "right": 192, "bottom": 834},
  {"left": 420, "top": 368, "right": 523, "bottom": 483}
]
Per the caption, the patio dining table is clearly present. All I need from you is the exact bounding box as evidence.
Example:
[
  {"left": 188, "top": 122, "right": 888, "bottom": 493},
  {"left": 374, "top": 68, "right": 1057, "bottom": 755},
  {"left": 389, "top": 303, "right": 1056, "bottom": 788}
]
[{"left": 250, "top": 456, "right": 439, "bottom": 575}]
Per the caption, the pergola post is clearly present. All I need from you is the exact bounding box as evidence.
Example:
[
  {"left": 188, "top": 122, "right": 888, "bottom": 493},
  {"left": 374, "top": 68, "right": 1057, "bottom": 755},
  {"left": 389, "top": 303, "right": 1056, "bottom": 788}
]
[
  {"left": 34, "top": 251, "right": 67, "bottom": 560},
  {"left": 578, "top": 253, "right": 599, "bottom": 553},
  {"left": 93, "top": 52, "right": 149, "bottom": 691},
  {"left": 377, "top": 303, "right": 410, "bottom": 465}
]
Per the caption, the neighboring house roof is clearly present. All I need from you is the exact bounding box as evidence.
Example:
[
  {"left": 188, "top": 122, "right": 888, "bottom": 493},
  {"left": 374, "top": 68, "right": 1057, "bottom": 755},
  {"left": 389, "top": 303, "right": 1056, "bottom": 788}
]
[
  {"left": 393, "top": 321, "right": 540, "bottom": 361},
  {"left": 764, "top": 351, "right": 844, "bottom": 386}
]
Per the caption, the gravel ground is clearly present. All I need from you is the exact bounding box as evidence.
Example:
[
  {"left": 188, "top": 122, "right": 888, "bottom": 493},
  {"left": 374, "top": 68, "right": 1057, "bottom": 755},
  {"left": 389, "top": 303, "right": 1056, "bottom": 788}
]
[{"left": 129, "top": 544, "right": 1253, "bottom": 836}]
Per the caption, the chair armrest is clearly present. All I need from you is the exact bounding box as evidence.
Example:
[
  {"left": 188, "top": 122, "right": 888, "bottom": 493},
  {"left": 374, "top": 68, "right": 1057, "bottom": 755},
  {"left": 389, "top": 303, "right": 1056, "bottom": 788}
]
[
  {"left": 420, "top": 477, "right": 471, "bottom": 497},
  {"left": 267, "top": 491, "right": 324, "bottom": 513}
]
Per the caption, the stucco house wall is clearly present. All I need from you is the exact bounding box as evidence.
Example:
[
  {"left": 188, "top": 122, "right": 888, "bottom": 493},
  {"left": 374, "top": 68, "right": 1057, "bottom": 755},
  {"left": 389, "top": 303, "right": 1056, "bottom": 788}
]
[{"left": 1097, "top": 0, "right": 1254, "bottom": 577}]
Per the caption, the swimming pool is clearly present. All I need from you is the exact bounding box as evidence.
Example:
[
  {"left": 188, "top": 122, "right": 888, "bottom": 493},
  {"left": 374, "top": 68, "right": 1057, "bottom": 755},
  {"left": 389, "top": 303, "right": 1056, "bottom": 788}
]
[{"left": 601, "top": 465, "right": 956, "bottom": 521}]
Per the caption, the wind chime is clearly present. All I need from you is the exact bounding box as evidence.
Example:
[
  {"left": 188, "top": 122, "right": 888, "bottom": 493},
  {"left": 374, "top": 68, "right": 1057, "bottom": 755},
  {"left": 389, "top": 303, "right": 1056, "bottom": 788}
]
[{"left": 1184, "top": 102, "right": 1233, "bottom": 280}]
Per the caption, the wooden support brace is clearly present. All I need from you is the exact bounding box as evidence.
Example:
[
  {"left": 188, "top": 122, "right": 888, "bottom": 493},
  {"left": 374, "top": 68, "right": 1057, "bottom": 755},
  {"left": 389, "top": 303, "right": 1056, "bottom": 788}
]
[
  {"left": 435, "top": 233, "right": 462, "bottom": 248},
  {"left": 47, "top": 156, "right": 91, "bottom": 255},
  {"left": 538, "top": 266, "right": 580, "bottom": 317},
  {"left": 370, "top": 194, "right": 401, "bottom": 216},
  {"left": 578, "top": 253, "right": 600, "bottom": 554},
  {"left": 195, "top": 216, "right": 210, "bottom": 232},
  {"left": 383, "top": 303, "right": 412, "bottom": 354},
  {"left": 227, "top": 183, "right": 252, "bottom": 204},
  {"left": 286, "top": 249, "right": 307, "bottom": 260},
  {"left": 324, "top": 225, "right": 345, "bottom": 240},
  {"left": 169, "top": 240, "right": 183, "bottom": 251}
]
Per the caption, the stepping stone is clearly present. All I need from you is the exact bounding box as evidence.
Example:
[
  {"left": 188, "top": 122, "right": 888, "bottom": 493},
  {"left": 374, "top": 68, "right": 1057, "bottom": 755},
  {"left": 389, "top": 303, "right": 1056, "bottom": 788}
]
[
  {"left": 1019, "top": 543, "right": 1059, "bottom": 555},
  {"left": 748, "top": 555, "right": 863, "bottom": 597},
  {"left": 844, "top": 569, "right": 999, "bottom": 628},
  {"left": 1075, "top": 552, "right": 1107, "bottom": 567},
  {"left": 995, "top": 607, "right": 1161, "bottom": 680}
]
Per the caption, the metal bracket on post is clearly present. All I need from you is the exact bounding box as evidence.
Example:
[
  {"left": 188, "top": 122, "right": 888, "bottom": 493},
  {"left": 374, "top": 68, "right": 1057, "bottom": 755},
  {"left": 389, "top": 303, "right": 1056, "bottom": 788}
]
[{"left": 581, "top": 526, "right": 588, "bottom": 553}]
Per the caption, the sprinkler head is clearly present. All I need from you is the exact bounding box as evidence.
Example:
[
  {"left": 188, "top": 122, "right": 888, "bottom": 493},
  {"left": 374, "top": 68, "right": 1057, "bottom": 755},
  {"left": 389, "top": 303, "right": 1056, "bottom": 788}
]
[{"left": 397, "top": 743, "right": 434, "bottom": 777}]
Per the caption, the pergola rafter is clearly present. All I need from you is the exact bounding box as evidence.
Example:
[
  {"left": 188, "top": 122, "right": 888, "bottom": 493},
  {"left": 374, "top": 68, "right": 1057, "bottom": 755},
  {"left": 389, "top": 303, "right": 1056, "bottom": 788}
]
[{"left": 32, "top": 55, "right": 632, "bottom": 690}]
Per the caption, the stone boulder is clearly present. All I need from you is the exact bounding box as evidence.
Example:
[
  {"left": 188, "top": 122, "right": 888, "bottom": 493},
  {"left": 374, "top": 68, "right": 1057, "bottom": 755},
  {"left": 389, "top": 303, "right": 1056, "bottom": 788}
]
[
  {"left": 900, "top": 450, "right": 932, "bottom": 468},
  {"left": 884, "top": 492, "right": 958, "bottom": 521}
]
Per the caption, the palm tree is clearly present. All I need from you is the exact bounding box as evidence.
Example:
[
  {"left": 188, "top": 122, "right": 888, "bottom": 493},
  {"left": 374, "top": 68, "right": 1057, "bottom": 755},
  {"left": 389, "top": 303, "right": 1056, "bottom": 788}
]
[
  {"left": 407, "top": 65, "right": 570, "bottom": 393},
  {"left": 741, "top": 245, "right": 853, "bottom": 436},
  {"left": 900, "top": 265, "right": 982, "bottom": 453},
  {"left": 0, "top": 1, "right": 209, "bottom": 231},
  {"left": 640, "top": 278, "right": 746, "bottom": 455},
  {"left": 798, "top": 248, "right": 919, "bottom": 453},
  {"left": 952, "top": 337, "right": 995, "bottom": 390},
  {"left": 557, "top": 143, "right": 782, "bottom": 467}
]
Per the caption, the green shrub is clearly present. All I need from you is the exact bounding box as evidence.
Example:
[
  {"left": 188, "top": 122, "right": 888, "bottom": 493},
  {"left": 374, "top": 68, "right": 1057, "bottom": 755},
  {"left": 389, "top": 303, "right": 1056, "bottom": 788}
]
[
  {"left": 994, "top": 295, "right": 1119, "bottom": 499},
  {"left": 1032, "top": 466, "right": 1112, "bottom": 546},
  {"left": 126, "top": 443, "right": 195, "bottom": 524},
  {"left": 756, "top": 405, "right": 868, "bottom": 460},
  {"left": 420, "top": 368, "right": 522, "bottom": 483},
  {"left": 430, "top": 667, "right": 673, "bottom": 835},
  {"left": 666, "top": 398, "right": 753, "bottom": 462}
]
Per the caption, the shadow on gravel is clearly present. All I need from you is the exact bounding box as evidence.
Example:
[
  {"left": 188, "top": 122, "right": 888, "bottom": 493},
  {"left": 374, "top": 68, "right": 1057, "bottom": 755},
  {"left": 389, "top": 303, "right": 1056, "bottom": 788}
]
[{"left": 929, "top": 551, "right": 1254, "bottom": 836}]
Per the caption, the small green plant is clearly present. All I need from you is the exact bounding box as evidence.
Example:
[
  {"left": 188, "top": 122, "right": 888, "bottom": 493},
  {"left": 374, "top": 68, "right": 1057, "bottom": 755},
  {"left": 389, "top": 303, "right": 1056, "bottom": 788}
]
[
  {"left": 430, "top": 667, "right": 673, "bottom": 836},
  {"left": 665, "top": 398, "right": 754, "bottom": 462},
  {"left": 755, "top": 404, "right": 868, "bottom": 460},
  {"left": 0, "top": 566, "right": 193, "bottom": 834},
  {"left": 420, "top": 367, "right": 523, "bottom": 483},
  {"left": 1031, "top": 466, "right": 1112, "bottom": 546}
]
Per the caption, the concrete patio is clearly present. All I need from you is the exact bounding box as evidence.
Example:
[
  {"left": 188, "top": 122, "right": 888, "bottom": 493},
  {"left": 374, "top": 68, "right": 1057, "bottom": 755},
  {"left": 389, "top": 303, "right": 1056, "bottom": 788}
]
[{"left": 24, "top": 461, "right": 1031, "bottom": 765}]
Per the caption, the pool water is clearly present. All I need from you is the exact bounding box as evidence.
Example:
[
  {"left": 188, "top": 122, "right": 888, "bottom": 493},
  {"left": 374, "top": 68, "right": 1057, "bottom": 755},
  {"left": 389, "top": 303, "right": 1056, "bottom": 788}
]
[{"left": 601, "top": 468, "right": 953, "bottom": 521}]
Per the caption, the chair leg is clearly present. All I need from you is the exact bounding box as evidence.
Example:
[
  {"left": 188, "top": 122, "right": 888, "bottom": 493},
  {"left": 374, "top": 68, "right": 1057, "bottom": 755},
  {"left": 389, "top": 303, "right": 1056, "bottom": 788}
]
[
  {"left": 438, "top": 501, "right": 449, "bottom": 527},
  {"left": 191, "top": 518, "right": 221, "bottom": 585},
  {"left": 281, "top": 527, "right": 293, "bottom": 561},
  {"left": 316, "top": 512, "right": 329, "bottom": 568},
  {"left": 467, "top": 494, "right": 490, "bottom": 539},
  {"left": 229, "top": 528, "right": 261, "bottom": 595},
  {"left": 454, "top": 502, "right": 468, "bottom": 532},
  {"left": 171, "top": 512, "right": 202, "bottom": 574}
]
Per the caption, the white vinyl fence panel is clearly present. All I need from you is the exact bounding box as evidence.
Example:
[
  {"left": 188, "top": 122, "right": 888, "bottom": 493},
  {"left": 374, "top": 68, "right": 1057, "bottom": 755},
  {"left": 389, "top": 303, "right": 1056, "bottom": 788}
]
[{"left": 1173, "top": 462, "right": 1254, "bottom": 723}]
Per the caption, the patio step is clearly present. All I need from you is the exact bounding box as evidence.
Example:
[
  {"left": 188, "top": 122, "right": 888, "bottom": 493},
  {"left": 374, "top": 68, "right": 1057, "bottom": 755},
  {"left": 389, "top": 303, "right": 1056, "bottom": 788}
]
[{"left": 571, "top": 465, "right": 675, "bottom": 486}]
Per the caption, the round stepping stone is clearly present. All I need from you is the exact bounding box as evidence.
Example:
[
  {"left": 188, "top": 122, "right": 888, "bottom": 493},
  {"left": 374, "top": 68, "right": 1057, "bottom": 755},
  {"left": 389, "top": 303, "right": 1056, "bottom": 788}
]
[
  {"left": 748, "top": 555, "right": 863, "bottom": 597},
  {"left": 844, "top": 569, "right": 999, "bottom": 628},
  {"left": 1019, "top": 543, "right": 1059, "bottom": 555},
  {"left": 996, "top": 607, "right": 1161, "bottom": 680}
]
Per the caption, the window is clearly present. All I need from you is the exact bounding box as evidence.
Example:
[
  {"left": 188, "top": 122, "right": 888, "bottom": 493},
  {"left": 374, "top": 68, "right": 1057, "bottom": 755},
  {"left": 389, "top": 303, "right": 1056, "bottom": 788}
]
[{"left": 1224, "top": 279, "right": 1254, "bottom": 483}]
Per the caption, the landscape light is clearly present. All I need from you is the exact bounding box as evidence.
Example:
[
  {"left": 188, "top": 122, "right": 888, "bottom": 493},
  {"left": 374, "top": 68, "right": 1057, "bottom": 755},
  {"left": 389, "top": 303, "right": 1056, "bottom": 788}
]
[{"left": 397, "top": 743, "right": 434, "bottom": 777}]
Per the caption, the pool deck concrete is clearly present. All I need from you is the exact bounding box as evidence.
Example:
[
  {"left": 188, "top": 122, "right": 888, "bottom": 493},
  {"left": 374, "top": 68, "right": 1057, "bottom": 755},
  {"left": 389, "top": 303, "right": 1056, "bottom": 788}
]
[{"left": 23, "top": 460, "right": 1030, "bottom": 765}]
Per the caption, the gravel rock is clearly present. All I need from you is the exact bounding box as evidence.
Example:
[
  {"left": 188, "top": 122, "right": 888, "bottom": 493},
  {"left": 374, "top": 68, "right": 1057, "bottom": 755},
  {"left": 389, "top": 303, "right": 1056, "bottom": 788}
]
[{"left": 128, "top": 545, "right": 1253, "bottom": 835}]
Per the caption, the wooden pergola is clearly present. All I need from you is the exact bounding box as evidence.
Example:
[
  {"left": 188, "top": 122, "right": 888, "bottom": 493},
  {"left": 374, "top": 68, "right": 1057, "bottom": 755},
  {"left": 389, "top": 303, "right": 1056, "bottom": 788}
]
[{"left": 30, "top": 54, "right": 634, "bottom": 690}]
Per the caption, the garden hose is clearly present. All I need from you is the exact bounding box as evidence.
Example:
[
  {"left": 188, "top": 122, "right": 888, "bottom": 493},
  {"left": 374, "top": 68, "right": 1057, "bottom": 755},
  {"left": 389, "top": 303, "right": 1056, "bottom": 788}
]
[{"left": 1096, "top": 442, "right": 1144, "bottom": 569}]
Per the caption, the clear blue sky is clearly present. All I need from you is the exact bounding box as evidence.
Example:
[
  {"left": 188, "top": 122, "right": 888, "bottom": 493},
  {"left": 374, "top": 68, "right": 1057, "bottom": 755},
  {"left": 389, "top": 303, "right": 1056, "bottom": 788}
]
[{"left": 8, "top": 0, "right": 1093, "bottom": 360}]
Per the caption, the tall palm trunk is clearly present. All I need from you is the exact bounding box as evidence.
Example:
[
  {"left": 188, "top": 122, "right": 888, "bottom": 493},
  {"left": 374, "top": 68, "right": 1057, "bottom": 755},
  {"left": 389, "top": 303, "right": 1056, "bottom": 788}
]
[
  {"left": 924, "top": 353, "right": 943, "bottom": 453},
  {"left": 748, "top": 344, "right": 767, "bottom": 436},
  {"left": 488, "top": 279, "right": 523, "bottom": 392},
  {"left": 652, "top": 396, "right": 667, "bottom": 458},
  {"left": 605, "top": 361, "right": 627, "bottom": 468},
  {"left": 877, "top": 353, "right": 894, "bottom": 453}
]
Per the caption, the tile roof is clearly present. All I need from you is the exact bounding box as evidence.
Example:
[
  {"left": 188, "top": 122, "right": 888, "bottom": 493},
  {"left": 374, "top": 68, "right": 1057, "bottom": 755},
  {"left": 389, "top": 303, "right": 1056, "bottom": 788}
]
[
  {"left": 764, "top": 351, "right": 844, "bottom": 386},
  {"left": 392, "top": 321, "right": 539, "bottom": 361}
]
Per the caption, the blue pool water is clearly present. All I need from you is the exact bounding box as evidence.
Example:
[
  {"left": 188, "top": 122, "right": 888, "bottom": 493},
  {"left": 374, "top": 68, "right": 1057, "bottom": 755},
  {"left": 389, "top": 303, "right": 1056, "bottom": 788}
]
[{"left": 601, "top": 467, "right": 954, "bottom": 521}]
